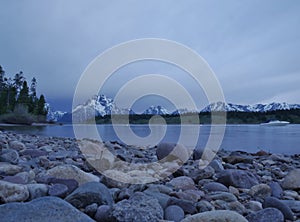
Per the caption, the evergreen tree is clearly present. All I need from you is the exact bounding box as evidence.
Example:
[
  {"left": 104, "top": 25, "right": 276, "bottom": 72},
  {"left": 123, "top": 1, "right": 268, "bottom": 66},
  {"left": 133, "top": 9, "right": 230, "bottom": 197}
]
[
  {"left": 0, "top": 66, "right": 5, "bottom": 91},
  {"left": 28, "top": 77, "right": 38, "bottom": 113},
  {"left": 36, "top": 94, "right": 47, "bottom": 116},
  {"left": 13, "top": 71, "right": 25, "bottom": 95},
  {"left": 17, "top": 81, "right": 30, "bottom": 108}
]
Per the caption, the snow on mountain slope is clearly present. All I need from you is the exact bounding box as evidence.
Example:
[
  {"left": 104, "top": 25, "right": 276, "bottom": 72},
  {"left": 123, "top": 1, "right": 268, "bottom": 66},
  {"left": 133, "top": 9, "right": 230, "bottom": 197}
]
[{"left": 201, "top": 102, "right": 300, "bottom": 112}]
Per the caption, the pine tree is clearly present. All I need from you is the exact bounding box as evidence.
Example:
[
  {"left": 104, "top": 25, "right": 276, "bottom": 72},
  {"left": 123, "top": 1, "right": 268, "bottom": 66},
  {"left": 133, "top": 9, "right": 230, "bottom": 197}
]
[
  {"left": 13, "top": 71, "right": 25, "bottom": 95},
  {"left": 36, "top": 94, "right": 47, "bottom": 116},
  {"left": 28, "top": 77, "right": 37, "bottom": 113},
  {"left": 17, "top": 81, "right": 30, "bottom": 108}
]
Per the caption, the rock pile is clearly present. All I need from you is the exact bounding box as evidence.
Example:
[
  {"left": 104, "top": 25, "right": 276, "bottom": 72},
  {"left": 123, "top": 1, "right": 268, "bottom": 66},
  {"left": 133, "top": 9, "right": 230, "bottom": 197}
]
[{"left": 0, "top": 130, "right": 300, "bottom": 221}]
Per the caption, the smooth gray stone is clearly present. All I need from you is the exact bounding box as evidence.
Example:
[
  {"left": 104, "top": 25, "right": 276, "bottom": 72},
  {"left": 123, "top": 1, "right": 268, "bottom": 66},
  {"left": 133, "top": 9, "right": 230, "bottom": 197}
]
[{"left": 0, "top": 196, "right": 94, "bottom": 222}]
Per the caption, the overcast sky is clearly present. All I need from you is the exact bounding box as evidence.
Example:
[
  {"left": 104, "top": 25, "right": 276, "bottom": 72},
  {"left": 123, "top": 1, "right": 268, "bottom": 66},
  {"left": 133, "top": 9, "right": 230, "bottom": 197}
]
[{"left": 0, "top": 0, "right": 299, "bottom": 112}]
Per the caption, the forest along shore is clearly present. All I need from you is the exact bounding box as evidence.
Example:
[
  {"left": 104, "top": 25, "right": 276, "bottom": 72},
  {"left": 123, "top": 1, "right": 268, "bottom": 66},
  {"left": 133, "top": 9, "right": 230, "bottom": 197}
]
[{"left": 0, "top": 130, "right": 300, "bottom": 221}]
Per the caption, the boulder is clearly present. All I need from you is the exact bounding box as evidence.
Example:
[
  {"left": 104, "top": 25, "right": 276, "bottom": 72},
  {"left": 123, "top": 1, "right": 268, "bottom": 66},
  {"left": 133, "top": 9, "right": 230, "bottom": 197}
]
[
  {"left": 168, "top": 176, "right": 196, "bottom": 191},
  {"left": 0, "top": 162, "right": 22, "bottom": 175},
  {"left": 65, "top": 182, "right": 113, "bottom": 209},
  {"left": 0, "top": 149, "right": 19, "bottom": 164},
  {"left": 216, "top": 169, "right": 259, "bottom": 188},
  {"left": 156, "top": 143, "right": 189, "bottom": 163},
  {"left": 44, "top": 164, "right": 99, "bottom": 186},
  {"left": 0, "top": 196, "right": 94, "bottom": 222},
  {"left": 281, "top": 169, "right": 300, "bottom": 190}
]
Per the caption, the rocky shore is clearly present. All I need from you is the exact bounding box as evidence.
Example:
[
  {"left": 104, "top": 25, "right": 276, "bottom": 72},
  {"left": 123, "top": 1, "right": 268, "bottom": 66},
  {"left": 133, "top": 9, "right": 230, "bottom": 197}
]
[{"left": 0, "top": 130, "right": 300, "bottom": 221}]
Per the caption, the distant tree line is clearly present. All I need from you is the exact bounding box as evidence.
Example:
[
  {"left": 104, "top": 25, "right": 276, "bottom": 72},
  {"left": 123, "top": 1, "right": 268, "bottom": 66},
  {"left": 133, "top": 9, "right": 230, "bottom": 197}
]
[
  {"left": 92, "top": 109, "right": 300, "bottom": 124},
  {"left": 0, "top": 65, "right": 47, "bottom": 123}
]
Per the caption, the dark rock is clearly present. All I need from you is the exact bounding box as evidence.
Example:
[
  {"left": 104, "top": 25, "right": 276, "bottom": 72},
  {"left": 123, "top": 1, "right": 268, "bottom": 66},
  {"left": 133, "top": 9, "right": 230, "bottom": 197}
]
[
  {"left": 65, "top": 182, "right": 113, "bottom": 209},
  {"left": 3, "top": 175, "right": 26, "bottom": 184},
  {"left": 48, "top": 183, "right": 69, "bottom": 198},
  {"left": 196, "top": 200, "right": 215, "bottom": 212},
  {"left": 0, "top": 196, "right": 94, "bottom": 222},
  {"left": 112, "top": 192, "right": 163, "bottom": 222},
  {"left": 167, "top": 197, "right": 197, "bottom": 214},
  {"left": 144, "top": 188, "right": 170, "bottom": 209},
  {"left": 203, "top": 182, "right": 229, "bottom": 192},
  {"left": 21, "top": 149, "right": 48, "bottom": 158},
  {"left": 269, "top": 181, "right": 283, "bottom": 198},
  {"left": 216, "top": 169, "right": 259, "bottom": 188},
  {"left": 262, "top": 197, "right": 294, "bottom": 221},
  {"left": 84, "top": 203, "right": 98, "bottom": 217},
  {"left": 190, "top": 166, "right": 215, "bottom": 182},
  {"left": 0, "top": 149, "right": 19, "bottom": 164},
  {"left": 95, "top": 205, "right": 113, "bottom": 222},
  {"left": 210, "top": 192, "right": 237, "bottom": 202},
  {"left": 164, "top": 205, "right": 184, "bottom": 222},
  {"left": 48, "top": 178, "right": 79, "bottom": 194},
  {"left": 246, "top": 208, "right": 284, "bottom": 222},
  {"left": 156, "top": 142, "right": 189, "bottom": 163},
  {"left": 281, "top": 200, "right": 300, "bottom": 213}
]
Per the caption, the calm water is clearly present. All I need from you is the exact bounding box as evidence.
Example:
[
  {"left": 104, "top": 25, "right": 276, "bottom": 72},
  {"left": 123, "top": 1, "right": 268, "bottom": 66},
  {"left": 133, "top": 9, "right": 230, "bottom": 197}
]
[{"left": 1, "top": 124, "right": 299, "bottom": 154}]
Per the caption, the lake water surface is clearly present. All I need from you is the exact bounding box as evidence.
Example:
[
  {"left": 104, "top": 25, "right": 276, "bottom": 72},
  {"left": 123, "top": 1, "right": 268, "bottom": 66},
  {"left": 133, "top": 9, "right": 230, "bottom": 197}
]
[{"left": 1, "top": 124, "right": 299, "bottom": 154}]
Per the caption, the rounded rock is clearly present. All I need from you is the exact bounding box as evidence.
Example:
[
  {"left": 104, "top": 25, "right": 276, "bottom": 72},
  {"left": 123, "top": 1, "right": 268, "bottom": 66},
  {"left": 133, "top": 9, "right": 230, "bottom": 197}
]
[
  {"left": 164, "top": 205, "right": 185, "bottom": 222},
  {"left": 181, "top": 210, "right": 248, "bottom": 222}
]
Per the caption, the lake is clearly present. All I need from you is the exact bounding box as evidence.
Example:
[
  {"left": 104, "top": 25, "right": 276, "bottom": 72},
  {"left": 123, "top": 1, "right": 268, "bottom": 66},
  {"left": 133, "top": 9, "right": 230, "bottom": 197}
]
[{"left": 1, "top": 124, "right": 299, "bottom": 154}]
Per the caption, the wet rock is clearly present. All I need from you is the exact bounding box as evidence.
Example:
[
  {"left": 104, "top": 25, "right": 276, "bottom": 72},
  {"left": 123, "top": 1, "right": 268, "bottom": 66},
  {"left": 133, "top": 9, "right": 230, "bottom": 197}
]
[
  {"left": 249, "top": 184, "right": 271, "bottom": 199},
  {"left": 112, "top": 192, "right": 163, "bottom": 222},
  {"left": 167, "top": 197, "right": 197, "bottom": 214},
  {"left": 263, "top": 197, "right": 294, "bottom": 221},
  {"left": 65, "top": 182, "right": 113, "bottom": 209},
  {"left": 281, "top": 169, "right": 300, "bottom": 190},
  {"left": 44, "top": 164, "right": 100, "bottom": 186},
  {"left": 0, "top": 149, "right": 19, "bottom": 164},
  {"left": 0, "top": 196, "right": 94, "bottom": 222},
  {"left": 0, "top": 180, "right": 29, "bottom": 202},
  {"left": 0, "top": 162, "right": 22, "bottom": 175},
  {"left": 156, "top": 143, "right": 189, "bottom": 163},
  {"left": 26, "top": 184, "right": 48, "bottom": 200},
  {"left": 48, "top": 183, "right": 69, "bottom": 198},
  {"left": 203, "top": 182, "right": 229, "bottom": 192},
  {"left": 181, "top": 210, "right": 248, "bottom": 222},
  {"left": 246, "top": 208, "right": 284, "bottom": 222},
  {"left": 216, "top": 169, "right": 259, "bottom": 188},
  {"left": 95, "top": 205, "right": 113, "bottom": 222},
  {"left": 164, "top": 205, "right": 184, "bottom": 222},
  {"left": 168, "top": 176, "right": 196, "bottom": 191}
]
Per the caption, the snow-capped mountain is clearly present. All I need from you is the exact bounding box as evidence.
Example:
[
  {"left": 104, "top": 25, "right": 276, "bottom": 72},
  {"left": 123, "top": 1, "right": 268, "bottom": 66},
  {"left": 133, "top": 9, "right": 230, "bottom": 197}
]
[
  {"left": 46, "top": 103, "right": 67, "bottom": 122},
  {"left": 201, "top": 102, "right": 300, "bottom": 112},
  {"left": 142, "top": 106, "right": 169, "bottom": 115}
]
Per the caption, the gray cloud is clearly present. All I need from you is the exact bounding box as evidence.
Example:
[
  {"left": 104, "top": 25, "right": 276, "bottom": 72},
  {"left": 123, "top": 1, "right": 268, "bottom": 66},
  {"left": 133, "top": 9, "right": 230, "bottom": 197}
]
[{"left": 0, "top": 0, "right": 299, "bottom": 111}]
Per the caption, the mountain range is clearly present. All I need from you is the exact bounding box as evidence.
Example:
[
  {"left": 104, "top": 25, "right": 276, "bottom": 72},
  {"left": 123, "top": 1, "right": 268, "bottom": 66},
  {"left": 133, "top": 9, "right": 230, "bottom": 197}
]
[{"left": 46, "top": 95, "right": 300, "bottom": 122}]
